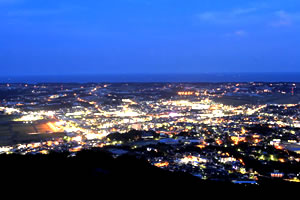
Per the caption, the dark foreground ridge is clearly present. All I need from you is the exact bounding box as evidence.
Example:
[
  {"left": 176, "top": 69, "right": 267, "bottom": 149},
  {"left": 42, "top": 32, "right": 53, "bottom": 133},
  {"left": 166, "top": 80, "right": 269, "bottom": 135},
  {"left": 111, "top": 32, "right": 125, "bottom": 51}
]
[{"left": 0, "top": 148, "right": 298, "bottom": 194}]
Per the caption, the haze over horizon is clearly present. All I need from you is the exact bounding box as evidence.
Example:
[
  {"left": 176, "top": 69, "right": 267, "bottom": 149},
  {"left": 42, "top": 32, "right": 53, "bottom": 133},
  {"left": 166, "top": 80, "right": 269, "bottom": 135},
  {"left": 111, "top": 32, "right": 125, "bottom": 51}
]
[{"left": 1, "top": 0, "right": 300, "bottom": 76}]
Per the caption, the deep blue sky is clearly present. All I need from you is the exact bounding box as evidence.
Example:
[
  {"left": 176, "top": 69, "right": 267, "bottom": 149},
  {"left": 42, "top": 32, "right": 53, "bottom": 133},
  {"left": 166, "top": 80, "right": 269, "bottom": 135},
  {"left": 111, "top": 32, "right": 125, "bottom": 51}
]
[{"left": 1, "top": 0, "right": 300, "bottom": 76}]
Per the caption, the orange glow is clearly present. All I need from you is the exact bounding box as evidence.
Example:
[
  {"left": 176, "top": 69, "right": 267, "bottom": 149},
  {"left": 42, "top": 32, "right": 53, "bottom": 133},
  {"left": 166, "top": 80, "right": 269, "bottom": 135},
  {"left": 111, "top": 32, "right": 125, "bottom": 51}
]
[
  {"left": 238, "top": 158, "right": 245, "bottom": 166},
  {"left": 46, "top": 141, "right": 53, "bottom": 146},
  {"left": 69, "top": 146, "right": 82, "bottom": 152},
  {"left": 216, "top": 139, "right": 223, "bottom": 145},
  {"left": 254, "top": 139, "right": 261, "bottom": 143},
  {"left": 231, "top": 136, "right": 246, "bottom": 145},
  {"left": 196, "top": 144, "right": 206, "bottom": 149},
  {"left": 96, "top": 143, "right": 105, "bottom": 148},
  {"left": 39, "top": 150, "right": 49, "bottom": 154},
  {"left": 27, "top": 143, "right": 40, "bottom": 148},
  {"left": 47, "top": 122, "right": 63, "bottom": 132},
  {"left": 154, "top": 162, "right": 169, "bottom": 168},
  {"left": 274, "top": 145, "right": 284, "bottom": 150},
  {"left": 241, "top": 127, "right": 246, "bottom": 135},
  {"left": 271, "top": 173, "right": 284, "bottom": 178},
  {"left": 177, "top": 91, "right": 194, "bottom": 96}
]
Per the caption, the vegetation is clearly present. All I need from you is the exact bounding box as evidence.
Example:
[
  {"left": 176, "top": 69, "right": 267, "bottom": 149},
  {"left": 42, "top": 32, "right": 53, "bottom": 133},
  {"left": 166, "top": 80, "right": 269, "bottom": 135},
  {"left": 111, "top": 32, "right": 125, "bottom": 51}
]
[
  {"left": 214, "top": 94, "right": 300, "bottom": 105},
  {"left": 107, "top": 129, "right": 158, "bottom": 142},
  {"left": 0, "top": 148, "right": 298, "bottom": 194}
]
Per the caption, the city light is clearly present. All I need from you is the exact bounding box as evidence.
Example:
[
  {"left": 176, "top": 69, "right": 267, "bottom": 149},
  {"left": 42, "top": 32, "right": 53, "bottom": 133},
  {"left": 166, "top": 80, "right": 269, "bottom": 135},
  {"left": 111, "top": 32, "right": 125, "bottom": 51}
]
[
  {"left": 47, "top": 122, "right": 63, "bottom": 132},
  {"left": 154, "top": 162, "right": 169, "bottom": 168},
  {"left": 0, "top": 82, "right": 299, "bottom": 186}
]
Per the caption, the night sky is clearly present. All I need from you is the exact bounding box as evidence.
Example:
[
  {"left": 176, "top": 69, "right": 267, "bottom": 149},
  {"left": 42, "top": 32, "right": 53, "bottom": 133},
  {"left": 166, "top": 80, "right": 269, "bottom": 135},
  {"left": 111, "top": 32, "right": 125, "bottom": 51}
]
[{"left": 1, "top": 0, "right": 300, "bottom": 76}]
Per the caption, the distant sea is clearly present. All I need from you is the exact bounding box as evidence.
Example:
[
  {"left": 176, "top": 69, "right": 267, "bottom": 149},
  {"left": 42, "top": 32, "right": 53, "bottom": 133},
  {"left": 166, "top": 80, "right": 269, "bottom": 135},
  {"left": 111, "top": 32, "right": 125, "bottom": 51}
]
[{"left": 1, "top": 73, "right": 300, "bottom": 83}]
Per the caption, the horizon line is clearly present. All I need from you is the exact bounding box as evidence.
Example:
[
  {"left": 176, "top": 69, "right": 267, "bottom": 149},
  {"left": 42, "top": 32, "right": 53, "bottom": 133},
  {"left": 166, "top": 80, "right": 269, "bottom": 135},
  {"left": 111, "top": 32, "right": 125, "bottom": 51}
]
[{"left": 1, "top": 72, "right": 300, "bottom": 77}]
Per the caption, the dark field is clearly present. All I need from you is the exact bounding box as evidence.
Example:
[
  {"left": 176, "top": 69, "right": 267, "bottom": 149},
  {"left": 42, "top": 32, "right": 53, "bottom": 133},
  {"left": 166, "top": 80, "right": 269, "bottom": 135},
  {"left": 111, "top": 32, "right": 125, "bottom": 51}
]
[
  {"left": 0, "top": 120, "right": 65, "bottom": 146},
  {"left": 213, "top": 94, "right": 300, "bottom": 106}
]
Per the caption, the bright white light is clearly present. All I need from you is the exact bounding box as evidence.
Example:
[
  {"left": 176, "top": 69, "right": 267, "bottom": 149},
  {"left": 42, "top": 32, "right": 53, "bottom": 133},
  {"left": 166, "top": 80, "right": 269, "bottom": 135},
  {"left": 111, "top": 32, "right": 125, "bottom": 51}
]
[{"left": 169, "top": 112, "right": 181, "bottom": 117}]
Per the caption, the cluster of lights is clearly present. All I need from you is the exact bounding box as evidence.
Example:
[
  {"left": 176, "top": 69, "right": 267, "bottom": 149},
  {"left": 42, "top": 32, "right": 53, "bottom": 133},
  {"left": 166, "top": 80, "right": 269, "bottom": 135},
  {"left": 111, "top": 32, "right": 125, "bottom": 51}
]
[
  {"left": 179, "top": 155, "right": 207, "bottom": 165},
  {"left": 154, "top": 161, "right": 169, "bottom": 168},
  {"left": 178, "top": 91, "right": 198, "bottom": 96},
  {"left": 0, "top": 107, "right": 21, "bottom": 114}
]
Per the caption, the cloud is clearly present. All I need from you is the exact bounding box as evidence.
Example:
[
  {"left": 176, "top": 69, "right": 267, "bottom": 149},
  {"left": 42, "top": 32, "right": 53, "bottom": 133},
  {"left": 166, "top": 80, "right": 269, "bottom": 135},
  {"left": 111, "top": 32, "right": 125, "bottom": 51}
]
[
  {"left": 197, "top": 12, "right": 218, "bottom": 22},
  {"left": 225, "top": 30, "right": 247, "bottom": 38},
  {"left": 231, "top": 7, "right": 258, "bottom": 15},
  {"left": 271, "top": 10, "right": 292, "bottom": 27},
  {"left": 234, "top": 30, "right": 247, "bottom": 36},
  {"left": 0, "top": 0, "right": 22, "bottom": 5},
  {"left": 197, "top": 6, "right": 300, "bottom": 29},
  {"left": 196, "top": 7, "right": 259, "bottom": 24}
]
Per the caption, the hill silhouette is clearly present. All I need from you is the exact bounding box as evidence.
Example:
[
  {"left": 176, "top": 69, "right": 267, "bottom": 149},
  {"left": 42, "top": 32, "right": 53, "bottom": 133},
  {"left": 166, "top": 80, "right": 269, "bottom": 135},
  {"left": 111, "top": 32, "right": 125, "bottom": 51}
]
[{"left": 0, "top": 148, "right": 298, "bottom": 195}]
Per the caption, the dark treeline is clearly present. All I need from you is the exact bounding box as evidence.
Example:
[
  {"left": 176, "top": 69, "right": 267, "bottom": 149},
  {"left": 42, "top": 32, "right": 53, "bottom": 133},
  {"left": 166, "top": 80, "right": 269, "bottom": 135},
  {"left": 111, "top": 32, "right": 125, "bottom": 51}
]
[{"left": 0, "top": 148, "right": 298, "bottom": 195}]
